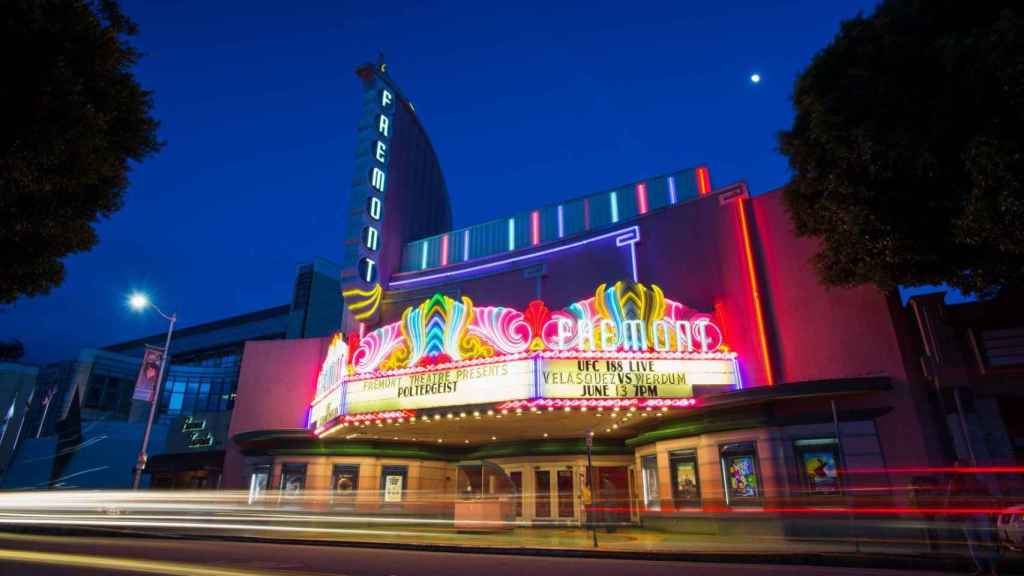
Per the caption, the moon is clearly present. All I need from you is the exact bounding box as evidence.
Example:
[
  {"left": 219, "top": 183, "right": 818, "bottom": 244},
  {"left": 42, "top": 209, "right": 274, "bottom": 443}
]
[{"left": 750, "top": 73, "right": 761, "bottom": 84}]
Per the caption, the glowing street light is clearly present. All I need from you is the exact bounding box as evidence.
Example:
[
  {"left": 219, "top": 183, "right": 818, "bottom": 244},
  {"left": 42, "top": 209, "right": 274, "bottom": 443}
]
[
  {"left": 126, "top": 292, "right": 177, "bottom": 490},
  {"left": 128, "top": 292, "right": 150, "bottom": 311}
]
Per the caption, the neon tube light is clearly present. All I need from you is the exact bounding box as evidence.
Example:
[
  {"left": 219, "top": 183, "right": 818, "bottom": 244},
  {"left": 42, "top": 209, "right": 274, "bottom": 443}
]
[
  {"left": 390, "top": 226, "right": 640, "bottom": 287},
  {"left": 508, "top": 218, "right": 515, "bottom": 251},
  {"left": 441, "top": 234, "right": 449, "bottom": 266},
  {"left": 557, "top": 205, "right": 564, "bottom": 238},
  {"left": 737, "top": 196, "right": 773, "bottom": 385},
  {"left": 636, "top": 183, "right": 648, "bottom": 214},
  {"left": 497, "top": 398, "right": 697, "bottom": 411},
  {"left": 420, "top": 241, "right": 428, "bottom": 270},
  {"left": 697, "top": 166, "right": 711, "bottom": 196},
  {"left": 668, "top": 176, "right": 677, "bottom": 204},
  {"left": 610, "top": 191, "right": 619, "bottom": 223},
  {"left": 463, "top": 229, "right": 470, "bottom": 261},
  {"left": 530, "top": 210, "right": 540, "bottom": 246},
  {"left": 342, "top": 283, "right": 382, "bottom": 320}
]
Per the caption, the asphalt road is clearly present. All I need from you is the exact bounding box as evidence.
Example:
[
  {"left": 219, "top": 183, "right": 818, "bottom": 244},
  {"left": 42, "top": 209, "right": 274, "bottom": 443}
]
[{"left": 0, "top": 531, "right": 951, "bottom": 576}]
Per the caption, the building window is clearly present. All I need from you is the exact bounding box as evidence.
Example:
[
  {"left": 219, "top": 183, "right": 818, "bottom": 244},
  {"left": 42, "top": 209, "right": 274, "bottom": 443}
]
[
  {"left": 280, "top": 463, "right": 307, "bottom": 497},
  {"left": 380, "top": 465, "right": 408, "bottom": 504},
  {"left": 640, "top": 454, "right": 660, "bottom": 510},
  {"left": 794, "top": 438, "right": 842, "bottom": 495},
  {"left": 332, "top": 464, "right": 359, "bottom": 508},
  {"left": 720, "top": 442, "right": 762, "bottom": 506},
  {"left": 669, "top": 449, "right": 700, "bottom": 508}
]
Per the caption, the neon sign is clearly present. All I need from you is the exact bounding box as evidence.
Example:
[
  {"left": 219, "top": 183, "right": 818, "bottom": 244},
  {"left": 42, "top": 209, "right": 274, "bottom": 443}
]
[
  {"left": 310, "top": 281, "right": 740, "bottom": 432},
  {"left": 315, "top": 333, "right": 348, "bottom": 397},
  {"left": 343, "top": 72, "right": 394, "bottom": 322},
  {"left": 348, "top": 281, "right": 726, "bottom": 374}
]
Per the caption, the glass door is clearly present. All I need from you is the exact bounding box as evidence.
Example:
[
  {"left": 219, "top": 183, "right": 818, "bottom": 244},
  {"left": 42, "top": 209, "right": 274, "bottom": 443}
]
[
  {"left": 534, "top": 469, "right": 551, "bottom": 519},
  {"left": 531, "top": 465, "right": 578, "bottom": 524},
  {"left": 556, "top": 468, "right": 575, "bottom": 519},
  {"left": 507, "top": 468, "right": 524, "bottom": 520},
  {"left": 595, "top": 466, "right": 630, "bottom": 524},
  {"left": 627, "top": 465, "right": 640, "bottom": 523}
]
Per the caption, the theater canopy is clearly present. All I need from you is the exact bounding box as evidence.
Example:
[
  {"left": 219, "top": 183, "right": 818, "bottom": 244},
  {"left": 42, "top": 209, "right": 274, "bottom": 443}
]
[{"left": 311, "top": 281, "right": 741, "bottom": 437}]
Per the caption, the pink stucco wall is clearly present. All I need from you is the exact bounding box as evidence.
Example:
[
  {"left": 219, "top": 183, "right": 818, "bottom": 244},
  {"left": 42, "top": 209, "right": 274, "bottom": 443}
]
[
  {"left": 751, "top": 189, "right": 943, "bottom": 466},
  {"left": 222, "top": 337, "right": 330, "bottom": 488},
  {"left": 383, "top": 182, "right": 768, "bottom": 389}
]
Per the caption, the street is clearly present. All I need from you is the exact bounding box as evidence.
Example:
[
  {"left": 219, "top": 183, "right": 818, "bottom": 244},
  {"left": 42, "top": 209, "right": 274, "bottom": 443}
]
[{"left": 0, "top": 531, "right": 952, "bottom": 576}]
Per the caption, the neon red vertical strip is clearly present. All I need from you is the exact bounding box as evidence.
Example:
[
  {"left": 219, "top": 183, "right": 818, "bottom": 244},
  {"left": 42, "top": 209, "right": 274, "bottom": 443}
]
[
  {"left": 441, "top": 234, "right": 449, "bottom": 266},
  {"left": 697, "top": 167, "right": 711, "bottom": 195},
  {"left": 737, "top": 197, "right": 773, "bottom": 386},
  {"left": 636, "top": 182, "right": 648, "bottom": 214},
  {"left": 530, "top": 210, "right": 540, "bottom": 246},
  {"left": 584, "top": 199, "right": 590, "bottom": 230}
]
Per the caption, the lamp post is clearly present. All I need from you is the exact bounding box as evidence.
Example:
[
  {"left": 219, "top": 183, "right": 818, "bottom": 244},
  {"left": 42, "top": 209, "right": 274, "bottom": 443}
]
[{"left": 128, "top": 293, "right": 177, "bottom": 490}]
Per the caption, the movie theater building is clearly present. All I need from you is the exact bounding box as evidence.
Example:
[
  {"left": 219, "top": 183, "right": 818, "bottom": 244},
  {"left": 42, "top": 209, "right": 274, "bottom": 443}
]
[{"left": 223, "top": 59, "right": 947, "bottom": 528}]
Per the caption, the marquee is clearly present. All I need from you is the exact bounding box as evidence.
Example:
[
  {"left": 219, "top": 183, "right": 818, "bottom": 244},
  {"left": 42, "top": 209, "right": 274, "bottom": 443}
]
[{"left": 310, "top": 281, "right": 740, "bottom": 435}]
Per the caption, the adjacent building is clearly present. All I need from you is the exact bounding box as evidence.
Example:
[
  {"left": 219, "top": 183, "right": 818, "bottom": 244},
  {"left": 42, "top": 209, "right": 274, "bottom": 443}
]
[{"left": 3, "top": 260, "right": 342, "bottom": 489}]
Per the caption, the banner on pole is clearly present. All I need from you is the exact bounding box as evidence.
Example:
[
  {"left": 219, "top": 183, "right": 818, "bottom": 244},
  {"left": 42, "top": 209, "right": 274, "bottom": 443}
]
[{"left": 132, "top": 345, "right": 165, "bottom": 402}]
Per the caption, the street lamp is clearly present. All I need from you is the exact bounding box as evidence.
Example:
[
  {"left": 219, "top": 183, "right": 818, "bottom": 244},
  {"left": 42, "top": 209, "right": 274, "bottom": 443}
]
[{"left": 127, "top": 292, "right": 177, "bottom": 490}]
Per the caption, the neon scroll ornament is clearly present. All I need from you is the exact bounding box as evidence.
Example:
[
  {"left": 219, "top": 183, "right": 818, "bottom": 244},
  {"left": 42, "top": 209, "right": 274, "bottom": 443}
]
[{"left": 345, "top": 281, "right": 729, "bottom": 375}]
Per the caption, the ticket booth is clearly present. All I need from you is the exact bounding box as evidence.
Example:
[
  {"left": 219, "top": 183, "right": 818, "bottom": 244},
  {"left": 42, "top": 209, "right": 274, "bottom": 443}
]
[{"left": 454, "top": 460, "right": 516, "bottom": 531}]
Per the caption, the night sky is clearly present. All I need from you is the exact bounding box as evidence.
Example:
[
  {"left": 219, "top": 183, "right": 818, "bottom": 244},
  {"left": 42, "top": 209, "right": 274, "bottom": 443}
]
[{"left": 3, "top": 0, "right": 881, "bottom": 365}]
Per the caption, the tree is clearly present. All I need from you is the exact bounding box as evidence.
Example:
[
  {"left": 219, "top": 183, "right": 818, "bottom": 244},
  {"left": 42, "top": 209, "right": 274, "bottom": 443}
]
[
  {"left": 0, "top": 340, "right": 24, "bottom": 362},
  {"left": 0, "top": 0, "right": 162, "bottom": 304},
  {"left": 779, "top": 1, "right": 1023, "bottom": 295}
]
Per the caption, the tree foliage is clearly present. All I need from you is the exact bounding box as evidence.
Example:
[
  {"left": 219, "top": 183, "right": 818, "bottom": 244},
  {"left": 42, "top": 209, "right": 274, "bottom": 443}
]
[
  {"left": 0, "top": 339, "right": 24, "bottom": 362},
  {"left": 779, "top": 1, "right": 1023, "bottom": 294},
  {"left": 0, "top": 0, "right": 162, "bottom": 304}
]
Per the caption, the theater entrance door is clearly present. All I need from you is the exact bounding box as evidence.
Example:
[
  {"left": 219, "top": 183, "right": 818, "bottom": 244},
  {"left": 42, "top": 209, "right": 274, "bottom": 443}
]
[{"left": 504, "top": 464, "right": 580, "bottom": 525}]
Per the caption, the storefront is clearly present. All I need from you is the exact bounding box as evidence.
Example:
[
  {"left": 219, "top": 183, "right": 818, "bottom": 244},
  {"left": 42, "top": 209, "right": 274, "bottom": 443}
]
[
  {"left": 229, "top": 281, "right": 892, "bottom": 528},
  {"left": 223, "top": 57, "right": 943, "bottom": 533}
]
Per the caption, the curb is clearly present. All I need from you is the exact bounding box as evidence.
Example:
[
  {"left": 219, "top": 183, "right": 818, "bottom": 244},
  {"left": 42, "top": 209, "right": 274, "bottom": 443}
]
[{"left": 2, "top": 525, "right": 1003, "bottom": 573}]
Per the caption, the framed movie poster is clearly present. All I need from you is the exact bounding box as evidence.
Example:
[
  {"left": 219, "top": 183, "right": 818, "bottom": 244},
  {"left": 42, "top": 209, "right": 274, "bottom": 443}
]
[
  {"left": 719, "top": 442, "right": 761, "bottom": 505},
  {"left": 669, "top": 449, "right": 700, "bottom": 507},
  {"left": 384, "top": 475, "right": 403, "bottom": 502},
  {"left": 794, "top": 439, "right": 841, "bottom": 494},
  {"left": 280, "top": 463, "right": 307, "bottom": 498},
  {"left": 380, "top": 465, "right": 408, "bottom": 504},
  {"left": 332, "top": 464, "right": 359, "bottom": 506}
]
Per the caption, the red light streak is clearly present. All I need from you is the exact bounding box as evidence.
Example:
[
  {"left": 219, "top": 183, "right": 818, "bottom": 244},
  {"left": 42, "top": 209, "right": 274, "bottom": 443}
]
[
  {"left": 441, "top": 234, "right": 449, "bottom": 266},
  {"left": 842, "top": 465, "right": 1024, "bottom": 475},
  {"left": 530, "top": 211, "right": 540, "bottom": 246},
  {"left": 737, "top": 196, "right": 774, "bottom": 386},
  {"left": 636, "top": 182, "right": 648, "bottom": 214}
]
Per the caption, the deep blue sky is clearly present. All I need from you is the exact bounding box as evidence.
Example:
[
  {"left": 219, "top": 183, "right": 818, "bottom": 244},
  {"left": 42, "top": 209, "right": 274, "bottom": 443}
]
[{"left": 4, "top": 0, "right": 883, "bottom": 365}]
